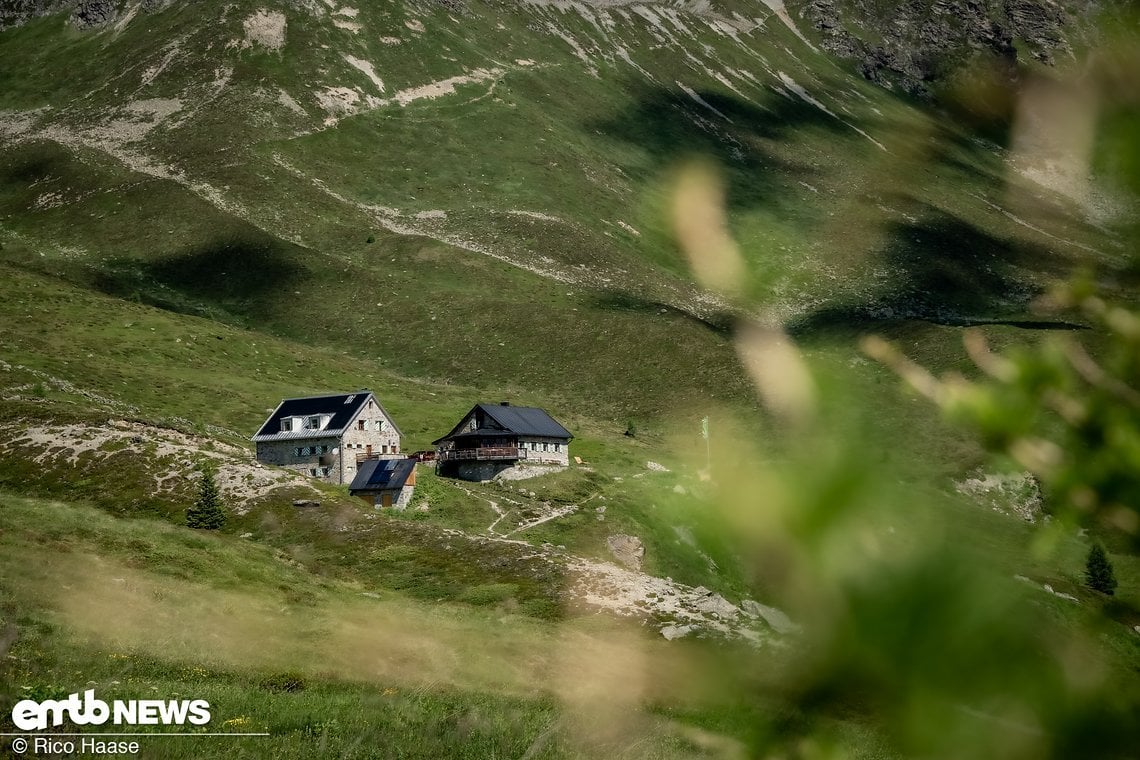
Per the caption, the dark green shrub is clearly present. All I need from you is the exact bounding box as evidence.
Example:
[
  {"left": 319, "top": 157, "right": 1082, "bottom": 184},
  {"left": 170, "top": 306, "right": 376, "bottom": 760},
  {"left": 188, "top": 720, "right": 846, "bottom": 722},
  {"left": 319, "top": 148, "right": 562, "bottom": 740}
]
[
  {"left": 260, "top": 671, "right": 306, "bottom": 693},
  {"left": 186, "top": 464, "right": 226, "bottom": 530},
  {"left": 1085, "top": 543, "right": 1118, "bottom": 596}
]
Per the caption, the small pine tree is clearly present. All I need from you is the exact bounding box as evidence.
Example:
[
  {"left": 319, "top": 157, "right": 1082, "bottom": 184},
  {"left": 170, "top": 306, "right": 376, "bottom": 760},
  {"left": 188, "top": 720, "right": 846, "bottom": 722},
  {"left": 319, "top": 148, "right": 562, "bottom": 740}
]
[
  {"left": 186, "top": 464, "right": 226, "bottom": 530},
  {"left": 1085, "top": 543, "right": 1117, "bottom": 596}
]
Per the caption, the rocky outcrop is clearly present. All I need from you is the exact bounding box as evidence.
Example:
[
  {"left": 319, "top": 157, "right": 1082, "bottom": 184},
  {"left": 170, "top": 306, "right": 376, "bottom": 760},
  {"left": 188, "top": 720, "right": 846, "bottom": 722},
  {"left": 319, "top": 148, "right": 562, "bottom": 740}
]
[
  {"left": 0, "top": 0, "right": 64, "bottom": 29},
  {"left": 793, "top": 0, "right": 1094, "bottom": 97},
  {"left": 606, "top": 534, "right": 645, "bottom": 570},
  {"left": 0, "top": 0, "right": 173, "bottom": 30},
  {"left": 72, "top": 0, "right": 116, "bottom": 27}
]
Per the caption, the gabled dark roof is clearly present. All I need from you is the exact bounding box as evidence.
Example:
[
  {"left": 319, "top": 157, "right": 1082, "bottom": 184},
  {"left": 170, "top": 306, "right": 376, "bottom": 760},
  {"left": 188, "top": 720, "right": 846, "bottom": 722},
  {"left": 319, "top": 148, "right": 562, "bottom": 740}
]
[
  {"left": 252, "top": 392, "right": 372, "bottom": 442},
  {"left": 349, "top": 458, "right": 415, "bottom": 493},
  {"left": 432, "top": 403, "right": 573, "bottom": 445}
]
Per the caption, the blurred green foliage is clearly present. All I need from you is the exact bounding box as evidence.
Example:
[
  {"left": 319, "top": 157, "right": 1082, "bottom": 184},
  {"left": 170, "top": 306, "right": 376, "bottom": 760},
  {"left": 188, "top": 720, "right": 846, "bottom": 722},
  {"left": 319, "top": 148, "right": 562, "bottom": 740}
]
[{"left": 940, "top": 291, "right": 1140, "bottom": 545}]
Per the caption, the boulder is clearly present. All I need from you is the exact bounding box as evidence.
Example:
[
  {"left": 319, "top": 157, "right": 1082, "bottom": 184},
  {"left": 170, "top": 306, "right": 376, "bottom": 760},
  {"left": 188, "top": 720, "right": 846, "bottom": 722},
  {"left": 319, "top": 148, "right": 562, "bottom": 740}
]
[
  {"left": 606, "top": 534, "right": 645, "bottom": 570},
  {"left": 660, "top": 624, "right": 694, "bottom": 641},
  {"left": 741, "top": 599, "right": 800, "bottom": 634}
]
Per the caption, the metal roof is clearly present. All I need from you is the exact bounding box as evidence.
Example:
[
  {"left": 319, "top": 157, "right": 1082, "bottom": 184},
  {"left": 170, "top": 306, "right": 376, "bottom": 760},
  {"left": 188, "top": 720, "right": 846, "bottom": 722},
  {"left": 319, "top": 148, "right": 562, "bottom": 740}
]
[
  {"left": 251, "top": 392, "right": 388, "bottom": 442},
  {"left": 349, "top": 458, "right": 415, "bottom": 493},
  {"left": 432, "top": 403, "right": 572, "bottom": 445}
]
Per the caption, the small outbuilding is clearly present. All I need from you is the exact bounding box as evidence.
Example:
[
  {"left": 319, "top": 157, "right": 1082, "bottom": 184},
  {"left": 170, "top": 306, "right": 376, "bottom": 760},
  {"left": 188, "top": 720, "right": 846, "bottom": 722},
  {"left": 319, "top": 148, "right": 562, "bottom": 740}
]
[
  {"left": 349, "top": 458, "right": 417, "bottom": 509},
  {"left": 433, "top": 402, "right": 572, "bottom": 481}
]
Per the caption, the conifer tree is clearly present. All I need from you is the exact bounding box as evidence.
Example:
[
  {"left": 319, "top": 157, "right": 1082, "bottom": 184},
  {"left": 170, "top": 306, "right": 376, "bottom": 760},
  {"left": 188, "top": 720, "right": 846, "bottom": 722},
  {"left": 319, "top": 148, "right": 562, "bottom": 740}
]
[
  {"left": 1085, "top": 543, "right": 1118, "bottom": 596},
  {"left": 186, "top": 463, "right": 226, "bottom": 530}
]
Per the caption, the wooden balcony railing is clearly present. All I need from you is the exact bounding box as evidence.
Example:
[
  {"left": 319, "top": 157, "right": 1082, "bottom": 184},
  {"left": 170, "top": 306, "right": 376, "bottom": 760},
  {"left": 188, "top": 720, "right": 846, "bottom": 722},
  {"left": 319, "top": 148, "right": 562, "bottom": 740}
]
[
  {"left": 437, "top": 447, "right": 527, "bottom": 462},
  {"left": 356, "top": 452, "right": 399, "bottom": 464}
]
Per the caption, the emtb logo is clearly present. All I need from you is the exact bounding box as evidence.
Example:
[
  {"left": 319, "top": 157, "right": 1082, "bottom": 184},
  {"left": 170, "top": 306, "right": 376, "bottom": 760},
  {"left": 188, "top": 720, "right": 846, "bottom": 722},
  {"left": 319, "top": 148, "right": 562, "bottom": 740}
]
[{"left": 11, "top": 690, "right": 211, "bottom": 730}]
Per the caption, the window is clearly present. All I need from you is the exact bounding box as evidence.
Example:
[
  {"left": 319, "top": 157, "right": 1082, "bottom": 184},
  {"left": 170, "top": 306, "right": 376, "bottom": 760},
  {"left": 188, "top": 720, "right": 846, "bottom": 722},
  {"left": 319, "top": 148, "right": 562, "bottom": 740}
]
[
  {"left": 345, "top": 395, "right": 355, "bottom": 404},
  {"left": 358, "top": 420, "right": 366, "bottom": 431},
  {"left": 309, "top": 468, "right": 318, "bottom": 476},
  {"left": 543, "top": 442, "right": 549, "bottom": 452},
  {"left": 375, "top": 420, "right": 384, "bottom": 431},
  {"left": 294, "top": 447, "right": 303, "bottom": 457},
  {"left": 554, "top": 443, "right": 560, "bottom": 452},
  {"left": 382, "top": 445, "right": 389, "bottom": 454},
  {"left": 281, "top": 418, "right": 295, "bottom": 432},
  {"left": 393, "top": 444, "right": 399, "bottom": 453},
  {"left": 303, "top": 415, "right": 322, "bottom": 430},
  {"left": 319, "top": 445, "right": 328, "bottom": 454}
]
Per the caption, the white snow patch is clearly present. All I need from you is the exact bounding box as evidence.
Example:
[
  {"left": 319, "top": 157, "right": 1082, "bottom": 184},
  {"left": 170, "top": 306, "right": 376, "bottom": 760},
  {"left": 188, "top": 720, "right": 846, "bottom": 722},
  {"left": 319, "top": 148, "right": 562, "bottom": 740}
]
[{"left": 333, "top": 19, "right": 362, "bottom": 32}]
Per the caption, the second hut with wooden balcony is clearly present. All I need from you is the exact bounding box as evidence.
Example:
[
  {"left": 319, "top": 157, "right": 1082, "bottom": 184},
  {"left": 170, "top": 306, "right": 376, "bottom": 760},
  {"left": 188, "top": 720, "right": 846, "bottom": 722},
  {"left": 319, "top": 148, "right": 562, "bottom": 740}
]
[{"left": 432, "top": 402, "right": 573, "bottom": 481}]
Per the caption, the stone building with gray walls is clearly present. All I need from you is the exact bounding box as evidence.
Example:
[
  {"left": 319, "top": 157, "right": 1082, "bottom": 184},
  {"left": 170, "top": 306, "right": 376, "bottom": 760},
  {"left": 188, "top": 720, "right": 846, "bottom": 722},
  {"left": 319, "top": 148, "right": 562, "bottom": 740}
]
[
  {"left": 433, "top": 402, "right": 572, "bottom": 481},
  {"left": 252, "top": 391, "right": 402, "bottom": 485}
]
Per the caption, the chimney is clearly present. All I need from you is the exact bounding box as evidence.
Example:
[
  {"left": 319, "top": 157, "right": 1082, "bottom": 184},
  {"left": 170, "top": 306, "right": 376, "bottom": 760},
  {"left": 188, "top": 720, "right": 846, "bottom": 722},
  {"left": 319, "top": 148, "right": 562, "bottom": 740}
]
[{"left": 500, "top": 401, "right": 510, "bottom": 406}]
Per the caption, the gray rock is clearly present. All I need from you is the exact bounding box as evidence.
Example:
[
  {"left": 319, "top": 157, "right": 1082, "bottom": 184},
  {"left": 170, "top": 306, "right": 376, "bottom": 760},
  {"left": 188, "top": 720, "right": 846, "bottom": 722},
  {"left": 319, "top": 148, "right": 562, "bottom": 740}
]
[
  {"left": 72, "top": 0, "right": 116, "bottom": 27},
  {"left": 741, "top": 599, "right": 800, "bottom": 635},
  {"left": 606, "top": 534, "right": 645, "bottom": 570},
  {"left": 660, "top": 624, "right": 694, "bottom": 641},
  {"left": 801, "top": 0, "right": 1082, "bottom": 97},
  {"left": 694, "top": 592, "right": 738, "bottom": 618}
]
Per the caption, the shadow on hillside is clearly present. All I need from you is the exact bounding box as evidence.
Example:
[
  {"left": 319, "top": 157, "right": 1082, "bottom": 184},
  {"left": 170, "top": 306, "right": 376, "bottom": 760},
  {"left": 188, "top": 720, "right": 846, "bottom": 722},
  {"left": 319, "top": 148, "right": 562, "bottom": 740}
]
[
  {"left": 786, "top": 206, "right": 1084, "bottom": 338},
  {"left": 594, "top": 292, "right": 733, "bottom": 336},
  {"left": 0, "top": 142, "right": 67, "bottom": 185},
  {"left": 92, "top": 235, "right": 308, "bottom": 318},
  {"left": 593, "top": 82, "right": 846, "bottom": 212}
]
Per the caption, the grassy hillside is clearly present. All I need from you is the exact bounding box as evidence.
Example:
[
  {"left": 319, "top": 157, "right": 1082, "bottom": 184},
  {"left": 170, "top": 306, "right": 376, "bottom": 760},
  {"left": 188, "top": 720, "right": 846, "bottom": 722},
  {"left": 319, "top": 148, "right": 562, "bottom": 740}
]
[{"left": 0, "top": 0, "right": 1127, "bottom": 424}]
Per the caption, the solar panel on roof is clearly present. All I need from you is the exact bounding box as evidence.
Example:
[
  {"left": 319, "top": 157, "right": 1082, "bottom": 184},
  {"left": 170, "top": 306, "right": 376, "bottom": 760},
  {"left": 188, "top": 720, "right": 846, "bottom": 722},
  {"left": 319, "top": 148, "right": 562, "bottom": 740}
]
[{"left": 349, "top": 458, "right": 414, "bottom": 492}]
